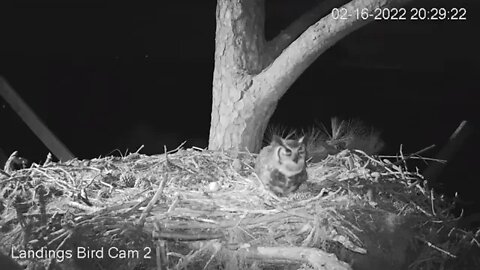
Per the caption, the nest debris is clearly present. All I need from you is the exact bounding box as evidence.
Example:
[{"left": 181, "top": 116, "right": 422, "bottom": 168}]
[{"left": 0, "top": 145, "right": 479, "bottom": 270}]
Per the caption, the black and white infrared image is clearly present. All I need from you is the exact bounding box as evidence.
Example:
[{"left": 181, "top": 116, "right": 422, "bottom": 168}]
[{"left": 0, "top": 0, "right": 479, "bottom": 269}]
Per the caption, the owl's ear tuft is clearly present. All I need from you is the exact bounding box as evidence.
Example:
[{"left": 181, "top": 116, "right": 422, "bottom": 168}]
[{"left": 272, "top": 135, "right": 284, "bottom": 146}]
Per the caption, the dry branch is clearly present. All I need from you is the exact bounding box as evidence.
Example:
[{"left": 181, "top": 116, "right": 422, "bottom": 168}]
[
  {"left": 240, "top": 246, "right": 352, "bottom": 270},
  {"left": 256, "top": 0, "right": 414, "bottom": 102},
  {"left": 0, "top": 77, "right": 74, "bottom": 161}
]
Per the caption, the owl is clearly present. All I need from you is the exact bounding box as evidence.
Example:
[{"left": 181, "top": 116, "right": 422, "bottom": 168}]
[{"left": 255, "top": 135, "right": 308, "bottom": 196}]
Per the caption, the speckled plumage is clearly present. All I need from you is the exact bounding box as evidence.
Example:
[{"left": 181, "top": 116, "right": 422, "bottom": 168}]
[{"left": 255, "top": 135, "right": 308, "bottom": 196}]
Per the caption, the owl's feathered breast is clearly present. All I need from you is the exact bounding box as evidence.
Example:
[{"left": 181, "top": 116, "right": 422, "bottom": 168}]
[{"left": 254, "top": 137, "right": 308, "bottom": 196}]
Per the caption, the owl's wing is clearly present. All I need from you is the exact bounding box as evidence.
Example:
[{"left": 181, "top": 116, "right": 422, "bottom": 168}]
[{"left": 254, "top": 145, "right": 272, "bottom": 175}]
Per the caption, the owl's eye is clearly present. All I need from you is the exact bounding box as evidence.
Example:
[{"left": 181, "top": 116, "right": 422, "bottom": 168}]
[{"left": 283, "top": 148, "right": 292, "bottom": 156}]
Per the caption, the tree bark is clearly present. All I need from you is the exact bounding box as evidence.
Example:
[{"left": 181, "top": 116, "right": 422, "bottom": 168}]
[
  {"left": 209, "top": 0, "right": 413, "bottom": 153},
  {"left": 209, "top": 0, "right": 270, "bottom": 153}
]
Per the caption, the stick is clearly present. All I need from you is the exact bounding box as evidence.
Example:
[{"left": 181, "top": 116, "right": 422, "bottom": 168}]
[
  {"left": 137, "top": 146, "right": 170, "bottom": 227},
  {"left": 391, "top": 144, "right": 436, "bottom": 166},
  {"left": 0, "top": 77, "right": 74, "bottom": 161},
  {"left": 137, "top": 174, "right": 167, "bottom": 227},
  {"left": 239, "top": 246, "right": 352, "bottom": 270}
]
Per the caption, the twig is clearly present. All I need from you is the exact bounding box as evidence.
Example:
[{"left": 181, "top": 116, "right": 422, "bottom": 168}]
[
  {"left": 416, "top": 237, "right": 457, "bottom": 258},
  {"left": 168, "top": 141, "right": 187, "bottom": 154},
  {"left": 155, "top": 231, "right": 224, "bottom": 241},
  {"left": 411, "top": 201, "right": 432, "bottom": 217},
  {"left": 66, "top": 201, "right": 101, "bottom": 212},
  {"left": 137, "top": 147, "right": 170, "bottom": 227},
  {"left": 354, "top": 150, "right": 397, "bottom": 175},
  {"left": 390, "top": 144, "right": 436, "bottom": 166},
  {"left": 136, "top": 174, "right": 167, "bottom": 227},
  {"left": 135, "top": 145, "right": 145, "bottom": 154},
  {"left": 430, "top": 189, "right": 436, "bottom": 216},
  {"left": 48, "top": 230, "right": 71, "bottom": 250},
  {"left": 167, "top": 195, "right": 179, "bottom": 213},
  {"left": 380, "top": 156, "right": 445, "bottom": 163},
  {"left": 55, "top": 166, "right": 76, "bottom": 185}
]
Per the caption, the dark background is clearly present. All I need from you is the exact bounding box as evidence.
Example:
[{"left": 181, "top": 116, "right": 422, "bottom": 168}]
[{"left": 0, "top": 1, "right": 479, "bottom": 211}]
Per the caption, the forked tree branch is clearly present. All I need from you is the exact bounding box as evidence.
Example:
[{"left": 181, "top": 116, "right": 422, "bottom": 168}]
[
  {"left": 264, "top": 0, "right": 350, "bottom": 66},
  {"left": 254, "top": 0, "right": 413, "bottom": 101}
]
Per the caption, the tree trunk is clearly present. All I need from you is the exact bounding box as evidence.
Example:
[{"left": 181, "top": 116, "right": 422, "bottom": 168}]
[
  {"left": 208, "top": 0, "right": 269, "bottom": 153},
  {"left": 209, "top": 0, "right": 413, "bottom": 153}
]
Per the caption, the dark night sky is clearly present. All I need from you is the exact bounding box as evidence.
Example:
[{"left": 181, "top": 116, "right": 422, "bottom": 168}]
[{"left": 0, "top": 1, "right": 479, "bottom": 208}]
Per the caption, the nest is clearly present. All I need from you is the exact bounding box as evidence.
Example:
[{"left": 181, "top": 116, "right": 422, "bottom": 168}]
[{"left": 0, "top": 145, "right": 479, "bottom": 270}]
